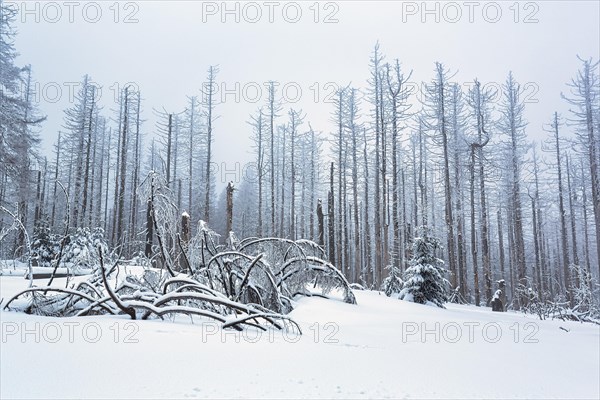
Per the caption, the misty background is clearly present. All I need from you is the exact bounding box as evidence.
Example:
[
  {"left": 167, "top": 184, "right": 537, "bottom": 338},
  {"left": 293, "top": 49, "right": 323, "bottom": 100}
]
[{"left": 10, "top": 0, "right": 600, "bottom": 189}]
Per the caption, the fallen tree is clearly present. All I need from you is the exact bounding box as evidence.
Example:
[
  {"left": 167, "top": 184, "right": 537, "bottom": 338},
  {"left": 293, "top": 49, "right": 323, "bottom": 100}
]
[{"left": 3, "top": 172, "right": 356, "bottom": 334}]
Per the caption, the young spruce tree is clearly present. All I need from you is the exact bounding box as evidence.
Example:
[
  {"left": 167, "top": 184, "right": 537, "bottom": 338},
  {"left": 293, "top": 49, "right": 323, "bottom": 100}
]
[{"left": 399, "top": 228, "right": 449, "bottom": 308}]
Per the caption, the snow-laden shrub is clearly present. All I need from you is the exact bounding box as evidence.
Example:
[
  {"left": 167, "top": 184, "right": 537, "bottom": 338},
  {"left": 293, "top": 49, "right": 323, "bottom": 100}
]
[
  {"left": 239, "top": 237, "right": 356, "bottom": 304},
  {"left": 130, "top": 252, "right": 152, "bottom": 269},
  {"left": 569, "top": 264, "right": 599, "bottom": 320},
  {"left": 381, "top": 265, "right": 403, "bottom": 297},
  {"left": 399, "top": 228, "right": 449, "bottom": 308},
  {"left": 30, "top": 218, "right": 59, "bottom": 268},
  {"left": 513, "top": 270, "right": 599, "bottom": 324},
  {"left": 62, "top": 227, "right": 108, "bottom": 273}
]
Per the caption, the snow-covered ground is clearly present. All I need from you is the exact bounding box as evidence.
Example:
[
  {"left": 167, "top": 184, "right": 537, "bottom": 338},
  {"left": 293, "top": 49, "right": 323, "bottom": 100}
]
[{"left": 1, "top": 273, "right": 598, "bottom": 399}]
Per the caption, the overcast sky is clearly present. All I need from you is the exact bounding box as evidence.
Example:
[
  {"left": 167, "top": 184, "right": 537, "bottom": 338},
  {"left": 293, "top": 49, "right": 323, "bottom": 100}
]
[{"left": 9, "top": 0, "right": 600, "bottom": 185}]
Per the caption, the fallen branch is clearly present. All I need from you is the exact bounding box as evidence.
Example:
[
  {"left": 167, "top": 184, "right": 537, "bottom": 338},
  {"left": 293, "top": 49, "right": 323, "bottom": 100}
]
[
  {"left": 3, "top": 287, "right": 116, "bottom": 315},
  {"left": 98, "top": 246, "right": 136, "bottom": 319}
]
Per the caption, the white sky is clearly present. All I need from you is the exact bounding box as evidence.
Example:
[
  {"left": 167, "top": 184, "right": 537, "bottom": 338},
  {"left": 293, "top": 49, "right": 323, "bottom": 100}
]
[{"left": 9, "top": 0, "right": 600, "bottom": 185}]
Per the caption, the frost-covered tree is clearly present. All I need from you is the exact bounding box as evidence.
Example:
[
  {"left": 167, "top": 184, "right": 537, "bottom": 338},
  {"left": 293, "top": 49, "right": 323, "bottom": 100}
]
[
  {"left": 569, "top": 264, "right": 599, "bottom": 319},
  {"left": 399, "top": 228, "right": 449, "bottom": 308},
  {"left": 202, "top": 65, "right": 219, "bottom": 224},
  {"left": 422, "top": 62, "right": 458, "bottom": 292},
  {"left": 0, "top": 2, "right": 44, "bottom": 254},
  {"left": 0, "top": 3, "right": 28, "bottom": 178},
  {"left": 30, "top": 217, "right": 57, "bottom": 268},
  {"left": 62, "top": 227, "right": 108, "bottom": 273},
  {"left": 381, "top": 264, "right": 403, "bottom": 297},
  {"left": 563, "top": 58, "right": 600, "bottom": 276},
  {"left": 499, "top": 72, "right": 528, "bottom": 292},
  {"left": 62, "top": 75, "right": 98, "bottom": 229}
]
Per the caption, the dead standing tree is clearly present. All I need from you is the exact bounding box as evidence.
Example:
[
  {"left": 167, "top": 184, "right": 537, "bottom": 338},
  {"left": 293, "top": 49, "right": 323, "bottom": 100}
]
[{"left": 226, "top": 182, "right": 234, "bottom": 235}]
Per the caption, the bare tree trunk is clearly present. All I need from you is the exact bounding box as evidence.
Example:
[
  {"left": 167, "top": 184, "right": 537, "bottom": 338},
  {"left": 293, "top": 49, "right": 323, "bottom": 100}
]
[
  {"left": 103, "top": 129, "right": 112, "bottom": 234},
  {"left": 145, "top": 197, "right": 153, "bottom": 258},
  {"left": 256, "top": 110, "right": 264, "bottom": 237},
  {"left": 350, "top": 90, "right": 361, "bottom": 283},
  {"left": 33, "top": 170, "right": 42, "bottom": 225},
  {"left": 400, "top": 167, "right": 407, "bottom": 272},
  {"left": 580, "top": 158, "right": 592, "bottom": 277},
  {"left": 72, "top": 77, "right": 90, "bottom": 229},
  {"left": 336, "top": 90, "right": 344, "bottom": 275},
  {"left": 50, "top": 132, "right": 61, "bottom": 228},
  {"left": 418, "top": 123, "right": 428, "bottom": 227},
  {"left": 386, "top": 62, "right": 402, "bottom": 271},
  {"left": 566, "top": 155, "right": 580, "bottom": 269},
  {"left": 81, "top": 86, "right": 95, "bottom": 228},
  {"left": 435, "top": 64, "right": 458, "bottom": 291},
  {"left": 268, "top": 82, "right": 277, "bottom": 236},
  {"left": 530, "top": 195, "right": 542, "bottom": 294},
  {"left": 317, "top": 199, "right": 324, "bottom": 246},
  {"left": 533, "top": 148, "right": 547, "bottom": 296},
  {"left": 470, "top": 145, "right": 480, "bottom": 306},
  {"left": 300, "top": 138, "right": 306, "bottom": 239},
  {"left": 130, "top": 93, "right": 141, "bottom": 250},
  {"left": 310, "top": 126, "right": 316, "bottom": 241},
  {"left": 451, "top": 84, "right": 467, "bottom": 299},
  {"left": 41, "top": 159, "right": 48, "bottom": 220},
  {"left": 188, "top": 96, "right": 196, "bottom": 219},
  {"left": 279, "top": 126, "right": 286, "bottom": 237},
  {"left": 506, "top": 78, "right": 527, "bottom": 301},
  {"left": 226, "top": 182, "right": 234, "bottom": 235},
  {"left": 116, "top": 87, "right": 129, "bottom": 246},
  {"left": 363, "top": 129, "right": 372, "bottom": 287},
  {"left": 328, "top": 162, "right": 335, "bottom": 265},
  {"left": 478, "top": 119, "right": 492, "bottom": 305},
  {"left": 343, "top": 142, "right": 350, "bottom": 279},
  {"left": 289, "top": 111, "right": 298, "bottom": 240},
  {"left": 204, "top": 66, "right": 218, "bottom": 224},
  {"left": 166, "top": 114, "right": 173, "bottom": 185},
  {"left": 371, "top": 45, "right": 382, "bottom": 287},
  {"left": 88, "top": 121, "right": 97, "bottom": 228},
  {"left": 497, "top": 208, "right": 506, "bottom": 281},
  {"left": 379, "top": 70, "right": 389, "bottom": 275},
  {"left": 111, "top": 96, "right": 123, "bottom": 244},
  {"left": 411, "top": 136, "right": 418, "bottom": 235},
  {"left": 552, "top": 113, "right": 572, "bottom": 301},
  {"left": 507, "top": 204, "right": 516, "bottom": 305},
  {"left": 173, "top": 118, "right": 180, "bottom": 211},
  {"left": 181, "top": 212, "right": 190, "bottom": 245}
]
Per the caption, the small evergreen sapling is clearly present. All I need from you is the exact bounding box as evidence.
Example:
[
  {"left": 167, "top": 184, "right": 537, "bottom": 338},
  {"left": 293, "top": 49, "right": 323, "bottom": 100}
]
[
  {"left": 399, "top": 228, "right": 449, "bottom": 308},
  {"left": 31, "top": 218, "right": 58, "bottom": 268},
  {"left": 63, "top": 227, "right": 109, "bottom": 273},
  {"left": 382, "top": 264, "right": 404, "bottom": 297}
]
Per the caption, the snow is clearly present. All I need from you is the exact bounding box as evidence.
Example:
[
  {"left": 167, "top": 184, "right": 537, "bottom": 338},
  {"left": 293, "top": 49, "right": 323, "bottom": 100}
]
[
  {"left": 0, "top": 260, "right": 28, "bottom": 276},
  {"left": 1, "top": 274, "right": 599, "bottom": 399}
]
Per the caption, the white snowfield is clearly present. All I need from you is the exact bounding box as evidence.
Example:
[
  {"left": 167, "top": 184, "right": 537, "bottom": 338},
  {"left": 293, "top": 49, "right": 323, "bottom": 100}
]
[{"left": 1, "top": 274, "right": 599, "bottom": 400}]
